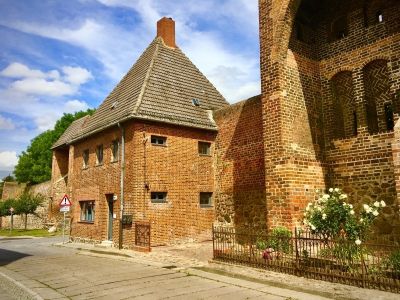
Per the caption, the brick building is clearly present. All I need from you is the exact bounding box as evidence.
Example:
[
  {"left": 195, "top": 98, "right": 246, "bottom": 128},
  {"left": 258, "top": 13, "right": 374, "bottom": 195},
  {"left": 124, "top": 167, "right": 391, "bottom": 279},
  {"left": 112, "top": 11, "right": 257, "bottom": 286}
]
[
  {"left": 51, "top": 17, "right": 228, "bottom": 247},
  {"left": 52, "top": 0, "right": 400, "bottom": 247}
]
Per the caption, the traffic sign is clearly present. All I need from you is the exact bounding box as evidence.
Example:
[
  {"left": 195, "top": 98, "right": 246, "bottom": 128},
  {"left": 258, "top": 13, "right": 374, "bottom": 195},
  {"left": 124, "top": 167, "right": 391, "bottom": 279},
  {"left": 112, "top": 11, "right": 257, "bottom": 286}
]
[
  {"left": 59, "top": 194, "right": 72, "bottom": 207},
  {"left": 60, "top": 206, "right": 70, "bottom": 212}
]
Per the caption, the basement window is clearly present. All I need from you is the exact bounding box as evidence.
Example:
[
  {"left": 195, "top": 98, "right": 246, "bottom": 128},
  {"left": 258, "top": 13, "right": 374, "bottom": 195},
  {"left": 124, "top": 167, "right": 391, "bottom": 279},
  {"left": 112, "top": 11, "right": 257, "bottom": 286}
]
[
  {"left": 111, "top": 140, "right": 119, "bottom": 162},
  {"left": 82, "top": 149, "right": 89, "bottom": 168},
  {"left": 151, "top": 135, "right": 167, "bottom": 146},
  {"left": 151, "top": 192, "right": 167, "bottom": 203},
  {"left": 198, "top": 141, "right": 211, "bottom": 156},
  {"left": 96, "top": 145, "right": 103, "bottom": 165},
  {"left": 200, "top": 192, "right": 213, "bottom": 207},
  {"left": 80, "top": 201, "right": 95, "bottom": 222}
]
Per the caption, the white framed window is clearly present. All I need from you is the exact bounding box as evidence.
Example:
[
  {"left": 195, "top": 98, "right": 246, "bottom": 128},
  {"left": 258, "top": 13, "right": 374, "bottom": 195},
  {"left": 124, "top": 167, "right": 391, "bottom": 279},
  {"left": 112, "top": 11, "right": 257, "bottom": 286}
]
[
  {"left": 80, "top": 201, "right": 95, "bottom": 222},
  {"left": 96, "top": 145, "right": 103, "bottom": 165},
  {"left": 82, "top": 149, "right": 89, "bottom": 168},
  {"left": 151, "top": 135, "right": 167, "bottom": 146},
  {"left": 151, "top": 192, "right": 167, "bottom": 203},
  {"left": 200, "top": 192, "right": 213, "bottom": 207},
  {"left": 111, "top": 140, "right": 119, "bottom": 162},
  {"left": 198, "top": 141, "right": 211, "bottom": 156}
]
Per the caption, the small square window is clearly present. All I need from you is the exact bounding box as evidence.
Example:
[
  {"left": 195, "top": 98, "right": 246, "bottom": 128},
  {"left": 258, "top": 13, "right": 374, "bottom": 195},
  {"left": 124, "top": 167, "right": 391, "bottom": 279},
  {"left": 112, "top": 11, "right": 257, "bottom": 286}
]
[
  {"left": 96, "top": 145, "right": 103, "bottom": 165},
  {"left": 200, "top": 192, "right": 213, "bottom": 207},
  {"left": 151, "top": 192, "right": 167, "bottom": 203},
  {"left": 151, "top": 135, "right": 167, "bottom": 146},
  {"left": 80, "top": 201, "right": 95, "bottom": 222},
  {"left": 111, "top": 140, "right": 119, "bottom": 162},
  {"left": 198, "top": 142, "right": 211, "bottom": 155},
  {"left": 82, "top": 149, "right": 89, "bottom": 168}
]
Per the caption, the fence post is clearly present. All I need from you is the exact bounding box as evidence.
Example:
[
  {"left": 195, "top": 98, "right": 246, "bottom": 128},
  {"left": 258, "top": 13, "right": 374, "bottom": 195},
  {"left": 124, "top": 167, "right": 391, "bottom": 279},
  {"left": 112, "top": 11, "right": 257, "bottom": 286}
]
[
  {"left": 212, "top": 226, "right": 215, "bottom": 259},
  {"left": 361, "top": 247, "right": 365, "bottom": 288},
  {"left": 295, "top": 227, "right": 300, "bottom": 274}
]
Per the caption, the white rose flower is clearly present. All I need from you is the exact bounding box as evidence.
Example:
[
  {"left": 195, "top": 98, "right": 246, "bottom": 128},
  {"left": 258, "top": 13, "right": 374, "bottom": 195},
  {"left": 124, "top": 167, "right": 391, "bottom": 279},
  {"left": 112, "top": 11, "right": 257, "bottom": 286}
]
[
  {"left": 306, "top": 206, "right": 310, "bottom": 211},
  {"left": 350, "top": 210, "right": 355, "bottom": 215},
  {"left": 380, "top": 200, "right": 386, "bottom": 207},
  {"left": 334, "top": 188, "right": 339, "bottom": 192},
  {"left": 311, "top": 225, "right": 316, "bottom": 231},
  {"left": 317, "top": 207, "right": 322, "bottom": 212},
  {"left": 303, "top": 220, "right": 308, "bottom": 225},
  {"left": 349, "top": 204, "right": 353, "bottom": 209},
  {"left": 323, "top": 194, "right": 329, "bottom": 200},
  {"left": 372, "top": 210, "right": 379, "bottom": 216},
  {"left": 374, "top": 201, "right": 380, "bottom": 208},
  {"left": 363, "top": 204, "right": 370, "bottom": 211},
  {"left": 322, "top": 213, "right": 327, "bottom": 220},
  {"left": 355, "top": 239, "right": 362, "bottom": 245},
  {"left": 360, "top": 218, "right": 364, "bottom": 222},
  {"left": 343, "top": 202, "right": 347, "bottom": 207},
  {"left": 329, "top": 188, "right": 333, "bottom": 192}
]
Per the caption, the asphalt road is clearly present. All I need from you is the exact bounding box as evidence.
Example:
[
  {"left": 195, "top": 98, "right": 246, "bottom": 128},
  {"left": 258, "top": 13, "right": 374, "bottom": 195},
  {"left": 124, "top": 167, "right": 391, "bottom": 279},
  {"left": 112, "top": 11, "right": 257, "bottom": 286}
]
[{"left": 0, "top": 237, "right": 313, "bottom": 300}]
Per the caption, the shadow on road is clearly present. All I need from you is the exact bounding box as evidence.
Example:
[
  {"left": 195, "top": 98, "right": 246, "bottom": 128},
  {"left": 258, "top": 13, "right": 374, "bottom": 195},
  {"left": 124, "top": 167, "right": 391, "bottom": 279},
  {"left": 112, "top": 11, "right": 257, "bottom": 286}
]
[{"left": 0, "top": 248, "right": 31, "bottom": 266}]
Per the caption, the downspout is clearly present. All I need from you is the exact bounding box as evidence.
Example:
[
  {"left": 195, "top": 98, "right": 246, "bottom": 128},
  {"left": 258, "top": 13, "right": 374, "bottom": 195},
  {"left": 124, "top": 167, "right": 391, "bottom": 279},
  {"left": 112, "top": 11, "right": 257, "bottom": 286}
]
[{"left": 118, "top": 122, "right": 125, "bottom": 249}]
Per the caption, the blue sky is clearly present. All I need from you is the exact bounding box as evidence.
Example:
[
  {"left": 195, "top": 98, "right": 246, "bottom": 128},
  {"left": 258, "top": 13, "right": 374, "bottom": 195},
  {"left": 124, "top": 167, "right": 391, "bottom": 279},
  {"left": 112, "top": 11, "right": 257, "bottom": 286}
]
[{"left": 0, "top": 0, "right": 260, "bottom": 177}]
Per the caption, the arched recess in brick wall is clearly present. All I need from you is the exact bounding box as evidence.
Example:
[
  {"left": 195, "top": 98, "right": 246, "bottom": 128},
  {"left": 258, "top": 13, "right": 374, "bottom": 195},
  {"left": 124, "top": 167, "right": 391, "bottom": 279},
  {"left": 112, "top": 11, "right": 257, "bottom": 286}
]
[
  {"left": 363, "top": 59, "right": 393, "bottom": 134},
  {"left": 330, "top": 71, "right": 357, "bottom": 140}
]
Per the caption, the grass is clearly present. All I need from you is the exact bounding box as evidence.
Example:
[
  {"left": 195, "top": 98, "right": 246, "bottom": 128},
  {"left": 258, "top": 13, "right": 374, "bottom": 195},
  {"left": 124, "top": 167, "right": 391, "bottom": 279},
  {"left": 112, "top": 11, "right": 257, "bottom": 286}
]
[{"left": 0, "top": 228, "right": 61, "bottom": 237}]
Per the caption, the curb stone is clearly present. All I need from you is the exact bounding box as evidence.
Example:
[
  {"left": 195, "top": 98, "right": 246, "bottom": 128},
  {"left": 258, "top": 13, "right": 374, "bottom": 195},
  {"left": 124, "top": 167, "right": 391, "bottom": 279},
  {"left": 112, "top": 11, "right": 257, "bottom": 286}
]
[{"left": 0, "top": 268, "right": 43, "bottom": 300}]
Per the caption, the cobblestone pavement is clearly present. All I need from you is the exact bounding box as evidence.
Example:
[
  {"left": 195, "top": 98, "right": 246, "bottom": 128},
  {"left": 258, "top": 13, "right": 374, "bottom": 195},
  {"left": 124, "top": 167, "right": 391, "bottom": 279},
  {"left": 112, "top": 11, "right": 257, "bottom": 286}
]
[{"left": 0, "top": 237, "right": 331, "bottom": 300}]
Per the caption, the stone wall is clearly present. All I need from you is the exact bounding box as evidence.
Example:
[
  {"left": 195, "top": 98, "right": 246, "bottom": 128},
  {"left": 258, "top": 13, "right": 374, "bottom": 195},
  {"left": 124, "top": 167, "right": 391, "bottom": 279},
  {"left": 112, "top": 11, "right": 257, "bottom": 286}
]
[
  {"left": 0, "top": 181, "right": 51, "bottom": 229},
  {"left": 213, "top": 95, "right": 266, "bottom": 229}
]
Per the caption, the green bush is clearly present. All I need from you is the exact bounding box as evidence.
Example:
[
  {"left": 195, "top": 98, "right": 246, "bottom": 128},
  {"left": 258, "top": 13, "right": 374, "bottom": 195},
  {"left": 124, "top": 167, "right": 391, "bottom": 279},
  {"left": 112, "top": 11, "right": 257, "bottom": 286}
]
[{"left": 386, "top": 250, "right": 400, "bottom": 273}]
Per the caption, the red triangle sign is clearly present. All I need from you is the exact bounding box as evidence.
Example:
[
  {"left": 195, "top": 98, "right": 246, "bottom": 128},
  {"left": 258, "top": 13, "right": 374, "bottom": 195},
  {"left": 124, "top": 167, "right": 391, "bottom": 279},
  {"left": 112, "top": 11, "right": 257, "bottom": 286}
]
[{"left": 59, "top": 194, "right": 72, "bottom": 207}]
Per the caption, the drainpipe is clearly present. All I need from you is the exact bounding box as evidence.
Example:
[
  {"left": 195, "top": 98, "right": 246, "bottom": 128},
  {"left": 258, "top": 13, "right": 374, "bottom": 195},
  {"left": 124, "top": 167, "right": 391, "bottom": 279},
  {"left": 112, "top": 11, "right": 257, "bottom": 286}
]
[{"left": 118, "top": 123, "right": 125, "bottom": 249}]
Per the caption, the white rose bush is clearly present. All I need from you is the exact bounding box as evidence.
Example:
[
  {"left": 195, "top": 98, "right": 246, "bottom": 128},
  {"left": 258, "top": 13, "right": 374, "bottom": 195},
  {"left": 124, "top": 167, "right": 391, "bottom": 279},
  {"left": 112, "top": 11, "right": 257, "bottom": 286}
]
[{"left": 303, "top": 188, "right": 385, "bottom": 245}]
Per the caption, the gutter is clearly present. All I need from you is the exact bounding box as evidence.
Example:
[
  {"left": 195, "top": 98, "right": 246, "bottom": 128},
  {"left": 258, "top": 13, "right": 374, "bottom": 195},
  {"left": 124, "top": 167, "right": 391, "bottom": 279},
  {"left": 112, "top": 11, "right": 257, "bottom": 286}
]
[{"left": 118, "top": 122, "right": 125, "bottom": 250}]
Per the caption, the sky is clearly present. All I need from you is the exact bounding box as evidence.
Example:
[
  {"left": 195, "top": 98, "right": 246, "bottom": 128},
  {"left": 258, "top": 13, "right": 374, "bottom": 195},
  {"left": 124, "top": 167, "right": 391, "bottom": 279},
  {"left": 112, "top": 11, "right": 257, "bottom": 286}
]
[{"left": 0, "top": 0, "right": 260, "bottom": 178}]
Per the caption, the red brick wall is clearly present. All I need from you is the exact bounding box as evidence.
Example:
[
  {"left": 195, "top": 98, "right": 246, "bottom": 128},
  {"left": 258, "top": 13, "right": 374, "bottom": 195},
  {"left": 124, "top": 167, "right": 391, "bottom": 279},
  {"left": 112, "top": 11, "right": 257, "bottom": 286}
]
[
  {"left": 213, "top": 96, "right": 267, "bottom": 229},
  {"left": 60, "top": 120, "right": 216, "bottom": 246}
]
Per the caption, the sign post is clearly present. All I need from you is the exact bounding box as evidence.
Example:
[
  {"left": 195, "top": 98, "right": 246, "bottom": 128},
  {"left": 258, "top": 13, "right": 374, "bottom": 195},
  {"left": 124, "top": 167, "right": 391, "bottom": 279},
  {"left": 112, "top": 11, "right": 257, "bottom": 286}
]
[
  {"left": 59, "top": 195, "right": 72, "bottom": 244},
  {"left": 9, "top": 207, "right": 14, "bottom": 234}
]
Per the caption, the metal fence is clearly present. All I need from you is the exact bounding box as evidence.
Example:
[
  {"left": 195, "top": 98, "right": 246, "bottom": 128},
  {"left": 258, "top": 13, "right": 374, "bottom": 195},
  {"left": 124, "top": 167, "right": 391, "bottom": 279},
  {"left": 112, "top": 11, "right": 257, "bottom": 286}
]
[
  {"left": 134, "top": 221, "right": 151, "bottom": 252},
  {"left": 212, "top": 226, "right": 400, "bottom": 293}
]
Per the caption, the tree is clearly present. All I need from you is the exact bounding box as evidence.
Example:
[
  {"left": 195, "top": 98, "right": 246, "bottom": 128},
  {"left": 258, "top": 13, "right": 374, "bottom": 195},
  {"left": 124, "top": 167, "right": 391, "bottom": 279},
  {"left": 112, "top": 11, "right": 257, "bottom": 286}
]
[
  {"left": 0, "top": 175, "right": 15, "bottom": 199},
  {"left": 14, "top": 192, "right": 45, "bottom": 230},
  {"left": 0, "top": 198, "right": 16, "bottom": 217},
  {"left": 14, "top": 109, "right": 94, "bottom": 184}
]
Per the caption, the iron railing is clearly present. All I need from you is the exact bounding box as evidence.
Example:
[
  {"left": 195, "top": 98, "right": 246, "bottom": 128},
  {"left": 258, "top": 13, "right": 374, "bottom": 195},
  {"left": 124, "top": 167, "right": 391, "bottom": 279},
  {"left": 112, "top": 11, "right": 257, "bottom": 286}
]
[
  {"left": 134, "top": 221, "right": 151, "bottom": 252},
  {"left": 212, "top": 226, "right": 400, "bottom": 293}
]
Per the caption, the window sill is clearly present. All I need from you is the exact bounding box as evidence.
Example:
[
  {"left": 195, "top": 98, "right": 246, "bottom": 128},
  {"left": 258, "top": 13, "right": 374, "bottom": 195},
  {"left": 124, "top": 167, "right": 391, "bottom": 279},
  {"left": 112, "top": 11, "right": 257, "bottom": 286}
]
[
  {"left": 95, "top": 163, "right": 103, "bottom": 167},
  {"left": 199, "top": 154, "right": 211, "bottom": 157},
  {"left": 200, "top": 205, "right": 213, "bottom": 208},
  {"left": 111, "top": 159, "right": 119, "bottom": 164},
  {"left": 151, "top": 143, "right": 167, "bottom": 147},
  {"left": 78, "top": 221, "right": 94, "bottom": 224},
  {"left": 82, "top": 166, "right": 89, "bottom": 170},
  {"left": 151, "top": 201, "right": 168, "bottom": 204}
]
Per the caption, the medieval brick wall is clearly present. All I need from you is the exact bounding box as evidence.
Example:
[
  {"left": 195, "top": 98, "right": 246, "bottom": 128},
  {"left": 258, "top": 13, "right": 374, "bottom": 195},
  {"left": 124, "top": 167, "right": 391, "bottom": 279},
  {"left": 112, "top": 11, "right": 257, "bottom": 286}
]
[
  {"left": 213, "top": 95, "right": 266, "bottom": 229},
  {"left": 259, "top": 0, "right": 400, "bottom": 231},
  {"left": 58, "top": 120, "right": 216, "bottom": 247}
]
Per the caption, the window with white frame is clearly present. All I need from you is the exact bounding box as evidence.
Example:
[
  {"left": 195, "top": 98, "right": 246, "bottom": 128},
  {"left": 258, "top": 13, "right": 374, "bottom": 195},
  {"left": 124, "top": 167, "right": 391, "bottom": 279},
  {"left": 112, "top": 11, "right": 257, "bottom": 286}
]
[
  {"left": 82, "top": 149, "right": 89, "bottom": 168},
  {"left": 198, "top": 141, "right": 211, "bottom": 155},
  {"left": 151, "top": 192, "right": 167, "bottom": 203},
  {"left": 111, "top": 140, "right": 119, "bottom": 162},
  {"left": 199, "top": 192, "right": 213, "bottom": 207},
  {"left": 80, "top": 201, "right": 95, "bottom": 222},
  {"left": 96, "top": 145, "right": 103, "bottom": 165},
  {"left": 151, "top": 135, "right": 167, "bottom": 146}
]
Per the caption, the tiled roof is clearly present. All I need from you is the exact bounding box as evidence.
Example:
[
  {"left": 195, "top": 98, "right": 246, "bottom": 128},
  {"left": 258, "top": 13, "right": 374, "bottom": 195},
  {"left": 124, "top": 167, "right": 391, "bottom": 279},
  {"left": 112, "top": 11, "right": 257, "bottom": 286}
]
[
  {"left": 53, "top": 37, "right": 228, "bottom": 148},
  {"left": 51, "top": 116, "right": 89, "bottom": 149}
]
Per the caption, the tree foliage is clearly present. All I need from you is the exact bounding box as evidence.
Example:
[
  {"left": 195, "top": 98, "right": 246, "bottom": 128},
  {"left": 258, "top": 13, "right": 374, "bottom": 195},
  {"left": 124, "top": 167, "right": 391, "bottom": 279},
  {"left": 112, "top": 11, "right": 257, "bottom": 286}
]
[
  {"left": 0, "top": 175, "right": 15, "bottom": 198},
  {"left": 0, "top": 198, "right": 16, "bottom": 217},
  {"left": 14, "top": 109, "right": 94, "bottom": 184},
  {"left": 14, "top": 192, "right": 45, "bottom": 230}
]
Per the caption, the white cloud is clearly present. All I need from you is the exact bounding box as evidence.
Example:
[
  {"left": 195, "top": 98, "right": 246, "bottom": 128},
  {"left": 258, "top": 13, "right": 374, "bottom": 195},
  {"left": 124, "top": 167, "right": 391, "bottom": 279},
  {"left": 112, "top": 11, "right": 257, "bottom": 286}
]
[
  {"left": 64, "top": 99, "right": 90, "bottom": 113},
  {"left": 62, "top": 66, "right": 93, "bottom": 85},
  {"left": 0, "top": 115, "right": 15, "bottom": 130},
  {"left": 0, "top": 62, "right": 60, "bottom": 80},
  {"left": 11, "top": 77, "right": 76, "bottom": 97},
  {"left": 0, "top": 151, "right": 18, "bottom": 171}
]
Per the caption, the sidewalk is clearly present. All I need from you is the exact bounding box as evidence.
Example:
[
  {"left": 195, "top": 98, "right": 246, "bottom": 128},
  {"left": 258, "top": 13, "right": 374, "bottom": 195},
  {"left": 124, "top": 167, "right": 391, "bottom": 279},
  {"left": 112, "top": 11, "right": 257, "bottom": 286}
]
[{"left": 56, "top": 240, "right": 398, "bottom": 300}]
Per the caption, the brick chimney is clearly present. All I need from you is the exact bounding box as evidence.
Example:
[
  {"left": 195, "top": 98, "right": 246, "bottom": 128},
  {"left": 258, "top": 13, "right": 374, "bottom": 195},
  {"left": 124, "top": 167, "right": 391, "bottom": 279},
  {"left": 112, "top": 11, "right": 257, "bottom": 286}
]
[{"left": 157, "top": 17, "right": 176, "bottom": 48}]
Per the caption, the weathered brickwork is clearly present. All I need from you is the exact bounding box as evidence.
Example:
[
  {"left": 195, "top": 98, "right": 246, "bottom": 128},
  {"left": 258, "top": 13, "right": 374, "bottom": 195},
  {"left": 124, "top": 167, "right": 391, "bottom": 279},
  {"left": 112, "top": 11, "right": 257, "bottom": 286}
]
[
  {"left": 213, "top": 96, "right": 266, "bottom": 229},
  {"left": 259, "top": 0, "right": 400, "bottom": 233},
  {"left": 55, "top": 121, "right": 216, "bottom": 247}
]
